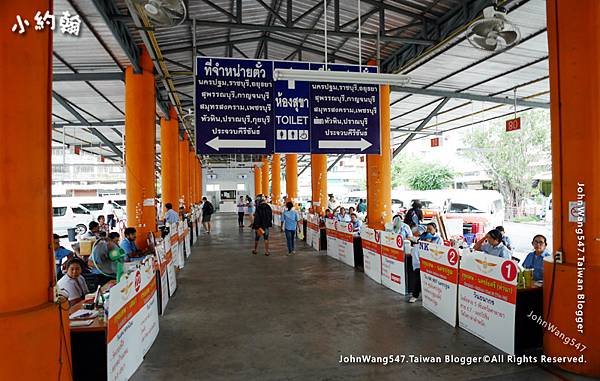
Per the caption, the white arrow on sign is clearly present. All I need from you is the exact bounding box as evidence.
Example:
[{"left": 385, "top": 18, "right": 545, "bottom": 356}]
[
  {"left": 206, "top": 136, "right": 266, "bottom": 151},
  {"left": 318, "top": 138, "right": 372, "bottom": 151}
]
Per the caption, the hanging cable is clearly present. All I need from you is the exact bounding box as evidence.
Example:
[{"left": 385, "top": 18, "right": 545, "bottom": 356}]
[
  {"left": 324, "top": 0, "right": 328, "bottom": 69},
  {"left": 358, "top": 0, "right": 362, "bottom": 70}
]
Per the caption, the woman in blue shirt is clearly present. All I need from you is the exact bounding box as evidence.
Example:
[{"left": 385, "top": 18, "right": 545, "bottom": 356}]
[
  {"left": 522, "top": 234, "right": 550, "bottom": 281},
  {"left": 282, "top": 201, "right": 300, "bottom": 255},
  {"left": 473, "top": 229, "right": 512, "bottom": 259}
]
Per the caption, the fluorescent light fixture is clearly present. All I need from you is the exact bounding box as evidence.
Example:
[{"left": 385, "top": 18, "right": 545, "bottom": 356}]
[{"left": 273, "top": 69, "right": 411, "bottom": 86}]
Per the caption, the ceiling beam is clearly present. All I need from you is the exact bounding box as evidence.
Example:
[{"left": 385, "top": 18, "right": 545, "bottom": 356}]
[
  {"left": 53, "top": 72, "right": 124, "bottom": 82},
  {"left": 191, "top": 19, "right": 434, "bottom": 45},
  {"left": 390, "top": 85, "right": 549, "bottom": 109},
  {"left": 393, "top": 97, "right": 449, "bottom": 158},
  {"left": 52, "top": 91, "right": 123, "bottom": 157}
]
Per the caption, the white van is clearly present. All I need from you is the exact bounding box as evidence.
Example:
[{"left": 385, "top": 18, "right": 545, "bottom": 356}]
[
  {"left": 445, "top": 190, "right": 505, "bottom": 234},
  {"left": 75, "top": 196, "right": 125, "bottom": 221},
  {"left": 52, "top": 198, "right": 95, "bottom": 236}
]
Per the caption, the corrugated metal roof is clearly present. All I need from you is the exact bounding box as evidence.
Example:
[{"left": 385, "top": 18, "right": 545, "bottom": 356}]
[{"left": 50, "top": 0, "right": 550, "bottom": 163}]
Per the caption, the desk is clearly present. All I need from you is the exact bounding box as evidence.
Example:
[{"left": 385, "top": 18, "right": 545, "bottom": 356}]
[
  {"left": 515, "top": 286, "right": 543, "bottom": 354},
  {"left": 69, "top": 282, "right": 113, "bottom": 381}
]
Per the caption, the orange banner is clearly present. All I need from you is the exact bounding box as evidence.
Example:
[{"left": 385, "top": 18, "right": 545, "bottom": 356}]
[
  {"left": 381, "top": 246, "right": 404, "bottom": 262},
  {"left": 362, "top": 240, "right": 381, "bottom": 254},
  {"left": 420, "top": 258, "right": 458, "bottom": 283},
  {"left": 459, "top": 269, "right": 516, "bottom": 304}
]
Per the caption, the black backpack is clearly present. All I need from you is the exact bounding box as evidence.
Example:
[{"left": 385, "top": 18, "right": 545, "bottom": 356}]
[{"left": 204, "top": 202, "right": 214, "bottom": 215}]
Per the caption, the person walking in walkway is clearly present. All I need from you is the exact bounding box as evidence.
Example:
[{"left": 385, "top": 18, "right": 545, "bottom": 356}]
[
  {"left": 246, "top": 195, "right": 255, "bottom": 227},
  {"left": 202, "top": 196, "right": 214, "bottom": 234},
  {"left": 252, "top": 196, "right": 273, "bottom": 256},
  {"left": 282, "top": 201, "right": 300, "bottom": 255},
  {"left": 237, "top": 196, "right": 246, "bottom": 228}
]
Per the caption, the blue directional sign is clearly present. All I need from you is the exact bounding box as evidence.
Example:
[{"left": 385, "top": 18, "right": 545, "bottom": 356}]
[
  {"left": 196, "top": 57, "right": 273, "bottom": 154},
  {"left": 309, "top": 63, "right": 380, "bottom": 154},
  {"left": 273, "top": 61, "right": 311, "bottom": 153},
  {"left": 195, "top": 57, "right": 380, "bottom": 155}
]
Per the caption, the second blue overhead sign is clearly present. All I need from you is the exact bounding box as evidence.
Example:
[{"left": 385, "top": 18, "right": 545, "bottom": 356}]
[{"left": 195, "top": 56, "right": 380, "bottom": 155}]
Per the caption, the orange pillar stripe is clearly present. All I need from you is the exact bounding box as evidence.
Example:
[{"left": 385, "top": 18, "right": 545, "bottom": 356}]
[
  {"left": 285, "top": 154, "right": 298, "bottom": 202},
  {"left": 125, "top": 46, "right": 157, "bottom": 249},
  {"left": 544, "top": 0, "right": 599, "bottom": 376},
  {"left": 179, "top": 135, "right": 190, "bottom": 210},
  {"left": 0, "top": 0, "right": 71, "bottom": 378},
  {"left": 160, "top": 107, "right": 179, "bottom": 213},
  {"left": 261, "top": 156, "right": 270, "bottom": 197},
  {"left": 311, "top": 154, "right": 327, "bottom": 215},
  {"left": 254, "top": 165, "right": 262, "bottom": 196},
  {"left": 366, "top": 85, "right": 392, "bottom": 230},
  {"left": 272, "top": 154, "right": 281, "bottom": 203}
]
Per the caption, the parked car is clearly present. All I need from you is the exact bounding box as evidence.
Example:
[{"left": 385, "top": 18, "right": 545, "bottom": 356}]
[
  {"left": 52, "top": 198, "right": 94, "bottom": 237},
  {"left": 445, "top": 190, "right": 505, "bottom": 235}
]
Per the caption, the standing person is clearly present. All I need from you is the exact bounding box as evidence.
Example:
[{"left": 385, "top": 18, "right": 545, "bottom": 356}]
[
  {"left": 106, "top": 200, "right": 116, "bottom": 229},
  {"left": 97, "top": 215, "right": 110, "bottom": 234},
  {"left": 335, "top": 207, "right": 351, "bottom": 222},
  {"left": 246, "top": 195, "right": 255, "bottom": 227},
  {"left": 201, "top": 196, "right": 214, "bottom": 234},
  {"left": 282, "top": 201, "right": 300, "bottom": 255},
  {"left": 237, "top": 196, "right": 246, "bottom": 228},
  {"left": 404, "top": 200, "right": 424, "bottom": 229},
  {"left": 522, "top": 234, "right": 551, "bottom": 281},
  {"left": 163, "top": 203, "right": 180, "bottom": 225},
  {"left": 495, "top": 226, "right": 513, "bottom": 250},
  {"left": 357, "top": 199, "right": 367, "bottom": 213},
  {"left": 350, "top": 213, "right": 362, "bottom": 232},
  {"left": 252, "top": 196, "right": 273, "bottom": 256},
  {"left": 473, "top": 229, "right": 512, "bottom": 259},
  {"left": 327, "top": 194, "right": 339, "bottom": 211}
]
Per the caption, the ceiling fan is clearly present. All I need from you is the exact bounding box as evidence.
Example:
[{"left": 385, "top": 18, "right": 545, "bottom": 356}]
[
  {"left": 133, "top": 0, "right": 187, "bottom": 27},
  {"left": 466, "top": 5, "right": 520, "bottom": 51}
]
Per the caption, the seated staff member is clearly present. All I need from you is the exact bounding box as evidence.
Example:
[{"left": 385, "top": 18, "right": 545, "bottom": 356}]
[
  {"left": 57, "top": 258, "right": 89, "bottom": 305},
  {"left": 335, "top": 207, "right": 351, "bottom": 223},
  {"left": 522, "top": 234, "right": 551, "bottom": 281},
  {"left": 418, "top": 222, "right": 443, "bottom": 245},
  {"left": 120, "top": 227, "right": 151, "bottom": 261},
  {"left": 53, "top": 234, "right": 73, "bottom": 280},
  {"left": 350, "top": 213, "right": 362, "bottom": 232},
  {"left": 97, "top": 215, "right": 110, "bottom": 234},
  {"left": 473, "top": 229, "right": 512, "bottom": 259},
  {"left": 81, "top": 221, "right": 100, "bottom": 240},
  {"left": 496, "top": 225, "right": 513, "bottom": 250}
]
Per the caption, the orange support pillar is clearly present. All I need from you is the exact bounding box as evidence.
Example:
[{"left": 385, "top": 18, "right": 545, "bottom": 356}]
[
  {"left": 285, "top": 154, "right": 298, "bottom": 202},
  {"left": 0, "top": 1, "right": 71, "bottom": 378},
  {"left": 544, "top": 0, "right": 599, "bottom": 376},
  {"left": 366, "top": 85, "right": 391, "bottom": 230},
  {"left": 198, "top": 158, "right": 203, "bottom": 200},
  {"left": 160, "top": 107, "right": 179, "bottom": 214},
  {"left": 262, "top": 156, "right": 270, "bottom": 198},
  {"left": 125, "top": 46, "right": 156, "bottom": 249},
  {"left": 254, "top": 165, "right": 262, "bottom": 196},
  {"left": 188, "top": 147, "right": 196, "bottom": 206},
  {"left": 272, "top": 154, "right": 281, "bottom": 204},
  {"left": 179, "top": 134, "right": 190, "bottom": 210},
  {"left": 311, "top": 154, "right": 328, "bottom": 215}
]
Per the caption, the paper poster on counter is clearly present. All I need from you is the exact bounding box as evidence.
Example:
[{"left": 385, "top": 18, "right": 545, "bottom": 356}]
[
  {"left": 380, "top": 231, "right": 406, "bottom": 294},
  {"left": 360, "top": 227, "right": 381, "bottom": 284},
  {"left": 336, "top": 221, "right": 355, "bottom": 267},
  {"left": 154, "top": 243, "right": 169, "bottom": 315},
  {"left": 164, "top": 237, "right": 177, "bottom": 297},
  {"left": 107, "top": 259, "right": 159, "bottom": 381},
  {"left": 419, "top": 242, "right": 460, "bottom": 327},
  {"left": 307, "top": 214, "right": 320, "bottom": 251},
  {"left": 177, "top": 222, "right": 186, "bottom": 266},
  {"left": 325, "top": 219, "right": 338, "bottom": 260},
  {"left": 458, "top": 250, "right": 518, "bottom": 354},
  {"left": 184, "top": 226, "right": 191, "bottom": 258}
]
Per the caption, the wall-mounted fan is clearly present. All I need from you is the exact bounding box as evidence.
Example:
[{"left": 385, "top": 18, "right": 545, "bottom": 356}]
[
  {"left": 466, "top": 6, "right": 520, "bottom": 51},
  {"left": 134, "top": 0, "right": 187, "bottom": 27}
]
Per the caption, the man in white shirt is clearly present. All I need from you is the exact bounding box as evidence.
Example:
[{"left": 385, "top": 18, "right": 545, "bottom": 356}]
[
  {"left": 327, "top": 194, "right": 339, "bottom": 211},
  {"left": 336, "top": 207, "right": 351, "bottom": 222}
]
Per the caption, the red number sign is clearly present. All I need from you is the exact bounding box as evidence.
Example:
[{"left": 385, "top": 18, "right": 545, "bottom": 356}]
[{"left": 505, "top": 117, "right": 521, "bottom": 132}]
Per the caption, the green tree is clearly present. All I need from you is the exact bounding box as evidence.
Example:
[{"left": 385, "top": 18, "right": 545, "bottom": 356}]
[
  {"left": 392, "top": 156, "right": 454, "bottom": 190},
  {"left": 459, "top": 109, "right": 551, "bottom": 218}
]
